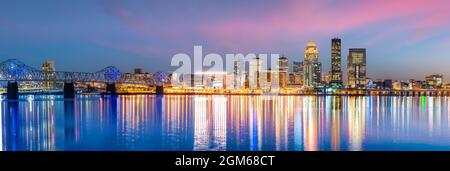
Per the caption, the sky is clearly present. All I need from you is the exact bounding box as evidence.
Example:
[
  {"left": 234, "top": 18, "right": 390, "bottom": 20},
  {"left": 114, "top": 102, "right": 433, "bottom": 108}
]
[{"left": 1, "top": 0, "right": 450, "bottom": 81}]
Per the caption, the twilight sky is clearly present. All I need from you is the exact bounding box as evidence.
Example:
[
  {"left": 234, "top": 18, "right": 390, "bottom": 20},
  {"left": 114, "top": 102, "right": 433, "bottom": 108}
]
[{"left": 1, "top": 0, "right": 450, "bottom": 81}]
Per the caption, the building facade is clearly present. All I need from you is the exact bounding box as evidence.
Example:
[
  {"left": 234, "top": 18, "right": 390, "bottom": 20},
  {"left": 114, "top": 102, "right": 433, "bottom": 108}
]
[
  {"left": 278, "top": 55, "right": 289, "bottom": 88},
  {"left": 42, "top": 60, "right": 56, "bottom": 89},
  {"left": 292, "top": 61, "right": 303, "bottom": 85},
  {"left": 347, "top": 48, "right": 367, "bottom": 89},
  {"left": 303, "top": 41, "right": 322, "bottom": 87},
  {"left": 232, "top": 60, "right": 245, "bottom": 89},
  {"left": 249, "top": 57, "right": 263, "bottom": 89},
  {"left": 330, "top": 38, "right": 343, "bottom": 86},
  {"left": 425, "top": 74, "right": 443, "bottom": 89}
]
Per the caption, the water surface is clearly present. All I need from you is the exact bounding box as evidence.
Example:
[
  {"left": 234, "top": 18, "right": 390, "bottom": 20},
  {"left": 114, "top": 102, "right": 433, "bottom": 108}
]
[{"left": 1, "top": 95, "right": 449, "bottom": 151}]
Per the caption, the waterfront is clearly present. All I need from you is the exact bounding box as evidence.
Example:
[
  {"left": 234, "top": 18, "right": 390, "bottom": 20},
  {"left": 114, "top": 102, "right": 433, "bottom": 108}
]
[{"left": 0, "top": 95, "right": 449, "bottom": 151}]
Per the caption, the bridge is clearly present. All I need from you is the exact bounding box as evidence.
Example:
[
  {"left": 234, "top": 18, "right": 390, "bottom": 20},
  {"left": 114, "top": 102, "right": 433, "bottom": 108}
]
[{"left": 0, "top": 59, "right": 168, "bottom": 100}]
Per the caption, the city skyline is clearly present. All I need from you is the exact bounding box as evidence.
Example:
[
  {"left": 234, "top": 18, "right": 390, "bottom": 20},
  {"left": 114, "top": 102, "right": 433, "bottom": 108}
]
[
  {"left": 1, "top": 0, "right": 450, "bottom": 81},
  {"left": 0, "top": 38, "right": 447, "bottom": 86}
]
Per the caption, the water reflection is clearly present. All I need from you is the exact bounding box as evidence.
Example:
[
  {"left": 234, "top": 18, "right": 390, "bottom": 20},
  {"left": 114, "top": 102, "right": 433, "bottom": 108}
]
[
  {"left": 1, "top": 95, "right": 450, "bottom": 151},
  {"left": 64, "top": 100, "right": 76, "bottom": 147}
]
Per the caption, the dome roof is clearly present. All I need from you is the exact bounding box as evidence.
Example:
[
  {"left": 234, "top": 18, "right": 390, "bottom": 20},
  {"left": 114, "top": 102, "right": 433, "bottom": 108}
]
[{"left": 306, "top": 41, "right": 317, "bottom": 47}]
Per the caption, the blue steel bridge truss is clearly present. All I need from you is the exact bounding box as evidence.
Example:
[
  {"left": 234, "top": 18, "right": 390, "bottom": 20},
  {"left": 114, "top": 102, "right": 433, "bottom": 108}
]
[{"left": 0, "top": 59, "right": 167, "bottom": 85}]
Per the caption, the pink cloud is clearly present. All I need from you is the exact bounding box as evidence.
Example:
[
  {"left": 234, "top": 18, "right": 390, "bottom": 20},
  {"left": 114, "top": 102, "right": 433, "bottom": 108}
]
[
  {"left": 200, "top": 0, "right": 450, "bottom": 48},
  {"left": 96, "top": 0, "right": 450, "bottom": 53}
]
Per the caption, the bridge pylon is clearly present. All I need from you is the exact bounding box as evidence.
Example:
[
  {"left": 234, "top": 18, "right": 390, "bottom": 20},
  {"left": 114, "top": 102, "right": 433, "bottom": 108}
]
[
  {"left": 156, "top": 85, "right": 164, "bottom": 95},
  {"left": 64, "top": 82, "right": 75, "bottom": 99},
  {"left": 7, "top": 82, "right": 19, "bottom": 100},
  {"left": 106, "top": 83, "right": 117, "bottom": 96}
]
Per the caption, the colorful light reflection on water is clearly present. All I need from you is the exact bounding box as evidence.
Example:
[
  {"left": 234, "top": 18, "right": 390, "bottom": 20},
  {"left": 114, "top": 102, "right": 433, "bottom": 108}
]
[{"left": 0, "top": 95, "right": 449, "bottom": 151}]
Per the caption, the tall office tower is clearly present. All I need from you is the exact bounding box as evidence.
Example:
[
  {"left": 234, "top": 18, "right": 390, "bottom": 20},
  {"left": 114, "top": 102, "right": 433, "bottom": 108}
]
[
  {"left": 347, "top": 48, "right": 367, "bottom": 89},
  {"left": 312, "top": 62, "right": 322, "bottom": 85},
  {"left": 233, "top": 60, "right": 245, "bottom": 89},
  {"left": 303, "top": 41, "right": 322, "bottom": 87},
  {"left": 250, "top": 57, "right": 263, "bottom": 89},
  {"left": 330, "top": 38, "right": 343, "bottom": 86},
  {"left": 42, "top": 60, "right": 56, "bottom": 89},
  {"left": 293, "top": 61, "right": 303, "bottom": 84},
  {"left": 278, "top": 55, "right": 289, "bottom": 88}
]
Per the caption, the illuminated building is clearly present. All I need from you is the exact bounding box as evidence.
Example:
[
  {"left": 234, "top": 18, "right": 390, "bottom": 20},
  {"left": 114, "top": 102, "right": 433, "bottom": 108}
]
[
  {"left": 232, "top": 60, "right": 245, "bottom": 89},
  {"left": 42, "top": 60, "right": 56, "bottom": 89},
  {"left": 289, "top": 73, "right": 295, "bottom": 85},
  {"left": 123, "top": 69, "right": 153, "bottom": 86},
  {"left": 292, "top": 61, "right": 303, "bottom": 85},
  {"left": 374, "top": 79, "right": 393, "bottom": 90},
  {"left": 302, "top": 41, "right": 322, "bottom": 87},
  {"left": 178, "top": 74, "right": 193, "bottom": 87},
  {"left": 293, "top": 61, "right": 302, "bottom": 73},
  {"left": 409, "top": 79, "right": 426, "bottom": 90},
  {"left": 261, "top": 68, "right": 272, "bottom": 89},
  {"left": 425, "top": 74, "right": 443, "bottom": 89},
  {"left": 347, "top": 48, "right": 367, "bottom": 89},
  {"left": 304, "top": 41, "right": 319, "bottom": 61},
  {"left": 443, "top": 84, "right": 450, "bottom": 89},
  {"left": 408, "top": 79, "right": 417, "bottom": 90},
  {"left": 393, "top": 81, "right": 409, "bottom": 90},
  {"left": 330, "top": 38, "right": 343, "bottom": 86},
  {"left": 210, "top": 73, "right": 228, "bottom": 89},
  {"left": 193, "top": 72, "right": 228, "bottom": 89},
  {"left": 259, "top": 68, "right": 274, "bottom": 90},
  {"left": 278, "top": 55, "right": 289, "bottom": 88},
  {"left": 250, "top": 57, "right": 263, "bottom": 89},
  {"left": 304, "top": 62, "right": 321, "bottom": 87},
  {"left": 184, "top": 74, "right": 203, "bottom": 88},
  {"left": 323, "top": 71, "right": 332, "bottom": 84}
]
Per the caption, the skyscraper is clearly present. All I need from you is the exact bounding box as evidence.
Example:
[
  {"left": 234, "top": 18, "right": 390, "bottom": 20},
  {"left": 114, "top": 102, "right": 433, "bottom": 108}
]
[
  {"left": 233, "top": 60, "right": 245, "bottom": 89},
  {"left": 330, "top": 38, "right": 343, "bottom": 86},
  {"left": 250, "top": 57, "right": 263, "bottom": 89},
  {"left": 303, "top": 41, "right": 322, "bottom": 87},
  {"left": 278, "top": 55, "right": 289, "bottom": 88},
  {"left": 347, "top": 48, "right": 367, "bottom": 89}
]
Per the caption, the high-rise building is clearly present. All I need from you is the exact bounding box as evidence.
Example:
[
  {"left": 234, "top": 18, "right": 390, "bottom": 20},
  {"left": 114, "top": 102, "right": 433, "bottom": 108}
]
[
  {"left": 330, "top": 38, "right": 343, "bottom": 86},
  {"left": 303, "top": 41, "right": 322, "bottom": 87},
  {"left": 278, "top": 55, "right": 289, "bottom": 88},
  {"left": 304, "top": 41, "right": 319, "bottom": 61},
  {"left": 250, "top": 57, "right": 263, "bottom": 89},
  {"left": 42, "top": 60, "right": 56, "bottom": 89},
  {"left": 232, "top": 60, "right": 245, "bottom": 89},
  {"left": 347, "top": 48, "right": 367, "bottom": 89}
]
